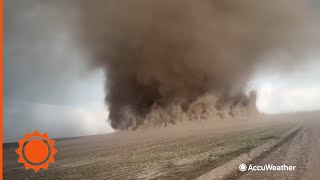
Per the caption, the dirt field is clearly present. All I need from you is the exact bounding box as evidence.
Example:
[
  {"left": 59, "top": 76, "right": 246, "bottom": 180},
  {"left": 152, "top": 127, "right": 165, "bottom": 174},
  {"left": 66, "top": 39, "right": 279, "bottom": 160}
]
[
  {"left": 228, "top": 116, "right": 320, "bottom": 180},
  {"left": 3, "top": 117, "right": 299, "bottom": 180}
]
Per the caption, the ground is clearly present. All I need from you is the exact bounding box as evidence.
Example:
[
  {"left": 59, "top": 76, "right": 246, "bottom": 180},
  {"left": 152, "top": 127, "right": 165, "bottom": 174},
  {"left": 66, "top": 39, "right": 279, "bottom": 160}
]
[
  {"left": 4, "top": 116, "right": 302, "bottom": 180},
  {"left": 228, "top": 115, "right": 320, "bottom": 180}
]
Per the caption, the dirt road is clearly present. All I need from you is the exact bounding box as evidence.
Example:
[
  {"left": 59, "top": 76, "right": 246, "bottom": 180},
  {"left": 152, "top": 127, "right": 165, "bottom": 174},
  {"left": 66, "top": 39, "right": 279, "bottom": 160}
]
[{"left": 229, "top": 119, "right": 320, "bottom": 180}]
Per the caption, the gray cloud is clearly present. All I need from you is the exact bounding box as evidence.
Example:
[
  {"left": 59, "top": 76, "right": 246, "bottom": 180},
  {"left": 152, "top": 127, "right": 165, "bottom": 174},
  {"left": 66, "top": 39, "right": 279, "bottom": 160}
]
[{"left": 4, "top": 0, "right": 112, "bottom": 142}]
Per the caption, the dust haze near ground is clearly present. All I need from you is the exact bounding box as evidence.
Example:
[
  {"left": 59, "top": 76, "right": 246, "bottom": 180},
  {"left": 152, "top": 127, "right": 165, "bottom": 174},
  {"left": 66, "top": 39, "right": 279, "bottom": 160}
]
[{"left": 74, "top": 0, "right": 319, "bottom": 130}]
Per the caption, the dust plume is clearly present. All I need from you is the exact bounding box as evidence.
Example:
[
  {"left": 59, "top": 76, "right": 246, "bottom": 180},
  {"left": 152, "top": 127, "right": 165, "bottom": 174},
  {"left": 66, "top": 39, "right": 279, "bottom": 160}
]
[{"left": 74, "top": 0, "right": 319, "bottom": 129}]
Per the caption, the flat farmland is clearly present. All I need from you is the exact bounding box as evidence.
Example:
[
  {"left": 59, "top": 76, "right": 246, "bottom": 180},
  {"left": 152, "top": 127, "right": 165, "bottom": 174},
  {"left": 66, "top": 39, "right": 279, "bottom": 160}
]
[{"left": 4, "top": 119, "right": 297, "bottom": 180}]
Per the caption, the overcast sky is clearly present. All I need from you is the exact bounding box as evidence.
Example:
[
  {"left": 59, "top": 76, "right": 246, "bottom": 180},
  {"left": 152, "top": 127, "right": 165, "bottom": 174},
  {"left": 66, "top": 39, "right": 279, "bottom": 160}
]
[
  {"left": 250, "top": 59, "right": 320, "bottom": 114},
  {"left": 4, "top": 0, "right": 320, "bottom": 143},
  {"left": 3, "top": 0, "right": 113, "bottom": 143}
]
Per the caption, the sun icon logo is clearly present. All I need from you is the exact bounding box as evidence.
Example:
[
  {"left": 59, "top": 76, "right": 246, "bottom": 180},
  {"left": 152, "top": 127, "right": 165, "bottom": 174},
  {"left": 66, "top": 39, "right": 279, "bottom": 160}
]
[{"left": 15, "top": 131, "right": 57, "bottom": 172}]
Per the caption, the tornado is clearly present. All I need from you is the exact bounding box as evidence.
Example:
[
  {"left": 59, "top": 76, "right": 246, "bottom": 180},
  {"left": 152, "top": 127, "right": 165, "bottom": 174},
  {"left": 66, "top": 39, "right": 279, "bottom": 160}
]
[{"left": 71, "top": 0, "right": 319, "bottom": 130}]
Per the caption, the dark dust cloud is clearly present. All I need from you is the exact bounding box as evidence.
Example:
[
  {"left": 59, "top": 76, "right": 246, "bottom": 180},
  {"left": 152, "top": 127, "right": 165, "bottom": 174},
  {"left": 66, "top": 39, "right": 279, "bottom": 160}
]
[
  {"left": 73, "top": 0, "right": 319, "bottom": 130},
  {"left": 8, "top": 0, "right": 319, "bottom": 131}
]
